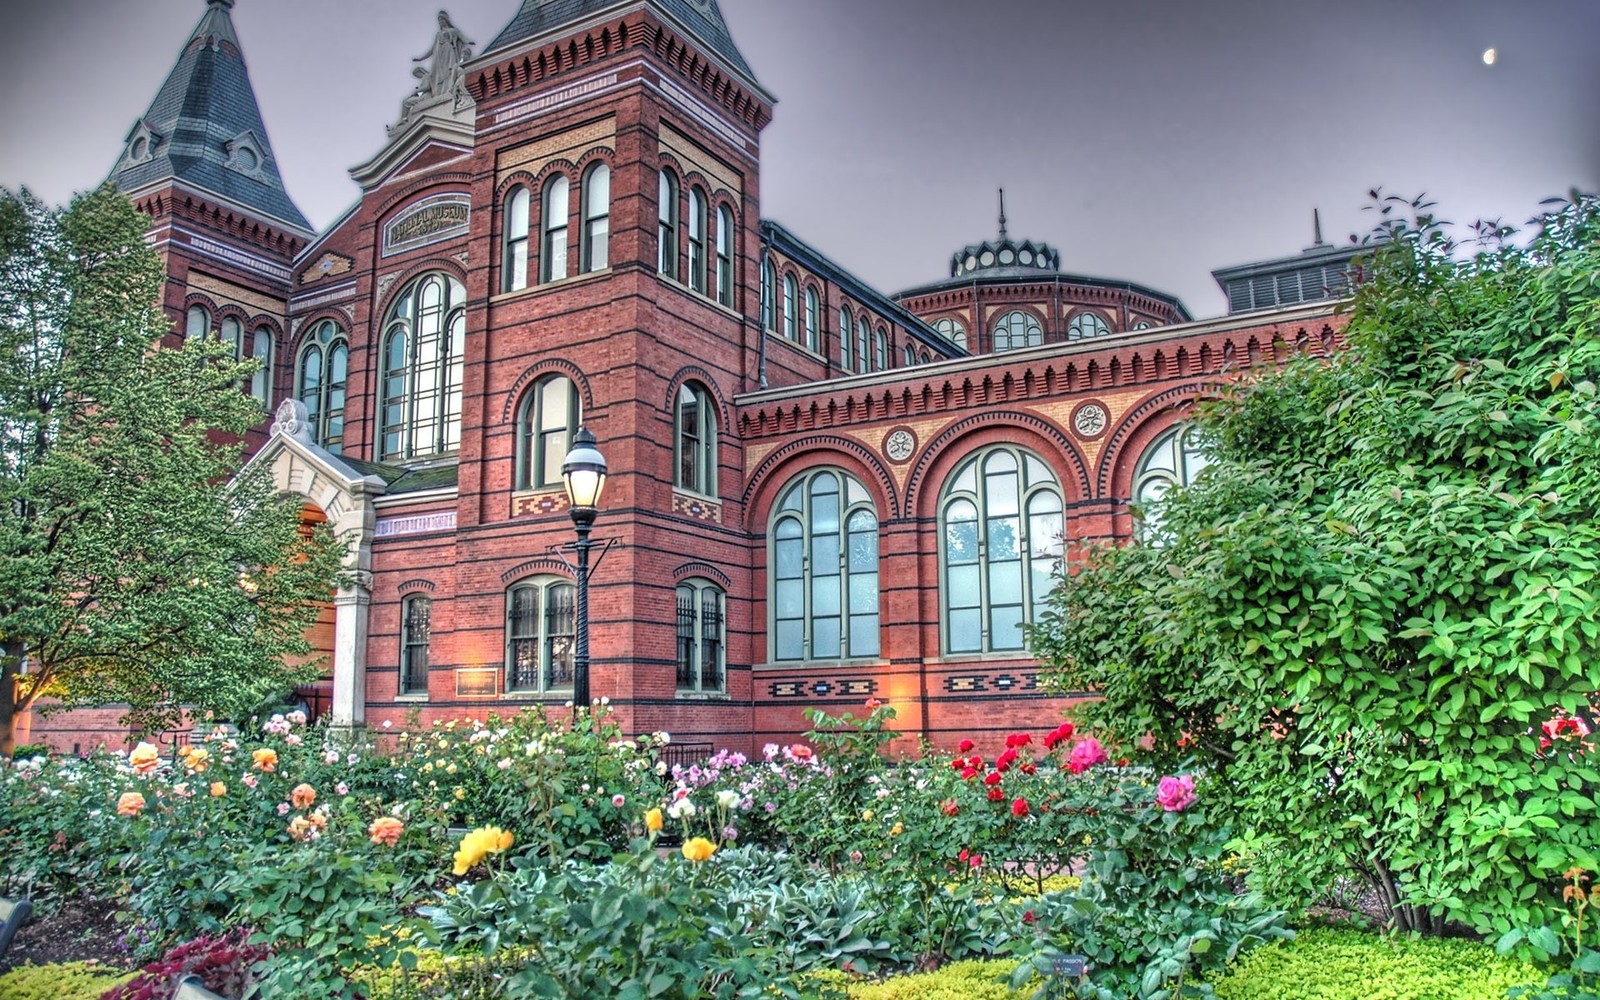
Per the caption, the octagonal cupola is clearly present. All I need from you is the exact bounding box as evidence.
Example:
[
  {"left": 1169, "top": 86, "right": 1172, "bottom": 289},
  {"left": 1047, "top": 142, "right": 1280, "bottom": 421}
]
[{"left": 949, "top": 190, "right": 1061, "bottom": 278}]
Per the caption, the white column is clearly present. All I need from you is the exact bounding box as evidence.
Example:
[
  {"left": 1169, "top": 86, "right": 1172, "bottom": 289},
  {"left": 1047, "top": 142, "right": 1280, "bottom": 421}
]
[{"left": 330, "top": 580, "right": 372, "bottom": 728}]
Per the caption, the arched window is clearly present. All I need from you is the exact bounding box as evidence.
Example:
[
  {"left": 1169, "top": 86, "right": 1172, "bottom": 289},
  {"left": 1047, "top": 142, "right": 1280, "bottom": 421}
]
[
  {"left": 992, "top": 310, "right": 1042, "bottom": 352},
  {"left": 676, "top": 580, "right": 725, "bottom": 693},
  {"left": 935, "top": 317, "right": 967, "bottom": 352},
  {"left": 380, "top": 273, "right": 466, "bottom": 461},
  {"left": 904, "top": 343, "right": 917, "bottom": 367},
  {"left": 838, "top": 305, "right": 853, "bottom": 371},
  {"left": 675, "top": 382, "right": 717, "bottom": 496},
  {"left": 716, "top": 205, "right": 734, "bottom": 307},
  {"left": 220, "top": 316, "right": 243, "bottom": 360},
  {"left": 185, "top": 305, "right": 210, "bottom": 341},
  {"left": 658, "top": 170, "right": 679, "bottom": 279},
  {"left": 688, "top": 187, "right": 708, "bottom": 294},
  {"left": 507, "top": 579, "right": 575, "bottom": 694},
  {"left": 247, "top": 325, "right": 273, "bottom": 405},
  {"left": 856, "top": 315, "right": 871, "bottom": 373},
  {"left": 296, "top": 320, "right": 348, "bottom": 453},
  {"left": 761, "top": 258, "right": 776, "bottom": 332},
  {"left": 875, "top": 326, "right": 889, "bottom": 370},
  {"left": 770, "top": 469, "right": 880, "bottom": 661},
  {"left": 580, "top": 163, "right": 610, "bottom": 273},
  {"left": 1132, "top": 425, "right": 1210, "bottom": 540},
  {"left": 541, "top": 174, "right": 569, "bottom": 283},
  {"left": 941, "top": 447, "right": 1064, "bottom": 653},
  {"left": 502, "top": 185, "right": 530, "bottom": 292},
  {"left": 400, "top": 596, "right": 431, "bottom": 697},
  {"left": 517, "top": 375, "right": 579, "bottom": 490},
  {"left": 804, "top": 287, "right": 820, "bottom": 353},
  {"left": 782, "top": 274, "right": 798, "bottom": 341},
  {"left": 1068, "top": 311, "right": 1111, "bottom": 341}
]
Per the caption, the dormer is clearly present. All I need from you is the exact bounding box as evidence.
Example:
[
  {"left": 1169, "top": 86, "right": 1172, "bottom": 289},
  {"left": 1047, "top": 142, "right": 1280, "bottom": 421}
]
[
  {"left": 223, "top": 130, "right": 270, "bottom": 181},
  {"left": 121, "top": 120, "right": 163, "bottom": 169}
]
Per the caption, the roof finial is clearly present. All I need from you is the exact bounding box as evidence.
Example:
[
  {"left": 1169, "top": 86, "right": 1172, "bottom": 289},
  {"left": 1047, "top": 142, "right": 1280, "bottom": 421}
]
[
  {"left": 1312, "top": 207, "right": 1324, "bottom": 246},
  {"left": 208, "top": 0, "right": 235, "bottom": 9},
  {"left": 997, "top": 188, "right": 1008, "bottom": 242}
]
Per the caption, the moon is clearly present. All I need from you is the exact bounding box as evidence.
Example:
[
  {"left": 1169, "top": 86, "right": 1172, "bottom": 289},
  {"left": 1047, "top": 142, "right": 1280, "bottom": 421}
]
[{"left": 1482, "top": 48, "right": 1497, "bottom": 65}]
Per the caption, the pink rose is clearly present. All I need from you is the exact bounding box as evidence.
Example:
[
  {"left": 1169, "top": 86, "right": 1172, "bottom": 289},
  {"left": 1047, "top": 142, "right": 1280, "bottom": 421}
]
[
  {"left": 1155, "top": 774, "right": 1197, "bottom": 812},
  {"left": 1067, "top": 737, "right": 1108, "bottom": 774}
]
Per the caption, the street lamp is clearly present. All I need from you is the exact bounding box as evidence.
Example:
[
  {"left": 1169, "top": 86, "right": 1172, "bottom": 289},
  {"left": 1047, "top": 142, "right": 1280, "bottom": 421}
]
[{"left": 561, "top": 426, "right": 607, "bottom": 713}]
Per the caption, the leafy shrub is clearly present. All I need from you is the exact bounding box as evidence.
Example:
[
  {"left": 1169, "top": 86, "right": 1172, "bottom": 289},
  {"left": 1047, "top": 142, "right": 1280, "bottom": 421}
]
[
  {"left": 1205, "top": 927, "right": 1544, "bottom": 1000},
  {"left": 833, "top": 959, "right": 1031, "bottom": 999},
  {"left": 9, "top": 743, "right": 51, "bottom": 759},
  {"left": 0, "top": 961, "right": 133, "bottom": 1000},
  {"left": 102, "top": 928, "right": 271, "bottom": 1000}
]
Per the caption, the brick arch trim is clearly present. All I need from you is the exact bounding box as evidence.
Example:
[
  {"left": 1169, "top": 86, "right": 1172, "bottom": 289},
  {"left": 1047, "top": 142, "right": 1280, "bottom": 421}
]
[
  {"left": 500, "top": 558, "right": 574, "bottom": 586},
  {"left": 373, "top": 260, "right": 471, "bottom": 327},
  {"left": 664, "top": 366, "right": 732, "bottom": 435},
  {"left": 501, "top": 357, "right": 596, "bottom": 423},
  {"left": 1094, "top": 384, "right": 1206, "bottom": 497},
  {"left": 397, "top": 579, "right": 437, "bottom": 596},
  {"left": 742, "top": 435, "right": 901, "bottom": 522},
  {"left": 904, "top": 411, "right": 1090, "bottom": 513},
  {"left": 290, "top": 311, "right": 352, "bottom": 356},
  {"left": 374, "top": 173, "right": 474, "bottom": 219},
  {"left": 673, "top": 562, "right": 732, "bottom": 589}
]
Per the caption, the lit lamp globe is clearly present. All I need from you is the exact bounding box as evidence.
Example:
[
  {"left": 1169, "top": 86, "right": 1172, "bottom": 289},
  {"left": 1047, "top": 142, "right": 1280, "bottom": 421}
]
[{"left": 561, "top": 427, "right": 607, "bottom": 524}]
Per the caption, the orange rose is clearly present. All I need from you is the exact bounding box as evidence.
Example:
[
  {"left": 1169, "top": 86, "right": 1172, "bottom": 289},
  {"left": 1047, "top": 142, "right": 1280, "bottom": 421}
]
[
  {"left": 290, "top": 783, "right": 317, "bottom": 809},
  {"left": 368, "top": 816, "right": 404, "bottom": 847},
  {"left": 184, "top": 747, "right": 210, "bottom": 773},
  {"left": 252, "top": 748, "right": 278, "bottom": 772},
  {"left": 117, "top": 791, "right": 146, "bottom": 817},
  {"left": 128, "top": 742, "right": 160, "bottom": 774},
  {"left": 210, "top": 782, "right": 227, "bottom": 797},
  {"left": 644, "top": 808, "right": 664, "bottom": 832}
]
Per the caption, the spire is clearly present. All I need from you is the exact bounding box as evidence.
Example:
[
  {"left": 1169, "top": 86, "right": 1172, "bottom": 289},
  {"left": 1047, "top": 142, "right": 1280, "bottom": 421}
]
[
  {"left": 107, "top": 0, "right": 312, "bottom": 234},
  {"left": 997, "top": 188, "right": 1008, "bottom": 242},
  {"left": 1312, "top": 208, "right": 1325, "bottom": 246},
  {"left": 485, "top": 0, "right": 758, "bottom": 83}
]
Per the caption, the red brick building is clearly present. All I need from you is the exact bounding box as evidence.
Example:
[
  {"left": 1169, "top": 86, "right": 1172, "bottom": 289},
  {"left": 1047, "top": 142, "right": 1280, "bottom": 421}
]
[{"left": 30, "top": 0, "right": 1352, "bottom": 754}]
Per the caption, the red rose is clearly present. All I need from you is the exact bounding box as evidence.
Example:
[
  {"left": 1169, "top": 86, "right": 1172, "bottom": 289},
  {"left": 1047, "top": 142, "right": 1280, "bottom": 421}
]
[
  {"left": 1005, "top": 732, "right": 1033, "bottom": 749},
  {"left": 987, "top": 786, "right": 1005, "bottom": 802},
  {"left": 958, "top": 848, "right": 970, "bottom": 861},
  {"left": 996, "top": 748, "right": 1017, "bottom": 772},
  {"left": 961, "top": 767, "right": 979, "bottom": 780},
  {"left": 984, "top": 770, "right": 1003, "bottom": 786},
  {"left": 969, "top": 854, "right": 983, "bottom": 869},
  {"left": 1022, "top": 910, "right": 1037, "bottom": 925},
  {"left": 958, "top": 739, "right": 975, "bottom": 753},
  {"left": 1011, "top": 797, "right": 1030, "bottom": 817},
  {"left": 951, "top": 757, "right": 966, "bottom": 771},
  {"left": 1020, "top": 762, "right": 1037, "bottom": 775},
  {"left": 941, "top": 798, "right": 959, "bottom": 817}
]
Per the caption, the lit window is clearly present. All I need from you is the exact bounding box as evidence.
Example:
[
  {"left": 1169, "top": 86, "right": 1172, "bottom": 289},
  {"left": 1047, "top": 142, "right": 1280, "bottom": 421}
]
[
  {"left": 782, "top": 274, "right": 798, "bottom": 341},
  {"left": 581, "top": 163, "right": 610, "bottom": 273},
  {"left": 502, "top": 185, "right": 530, "bottom": 292},
  {"left": 941, "top": 447, "right": 1064, "bottom": 653},
  {"left": 1132, "top": 425, "right": 1210, "bottom": 541},
  {"left": 1067, "top": 311, "right": 1111, "bottom": 341},
  {"left": 296, "top": 320, "right": 348, "bottom": 453},
  {"left": 992, "top": 311, "right": 1042, "bottom": 351},
  {"left": 770, "top": 469, "right": 880, "bottom": 662},
  {"left": 658, "top": 170, "right": 679, "bottom": 279},
  {"left": 541, "top": 174, "right": 569, "bottom": 283},
  {"left": 379, "top": 273, "right": 466, "bottom": 461},
  {"left": 516, "top": 375, "right": 579, "bottom": 490},
  {"left": 676, "top": 580, "right": 725, "bottom": 693},
  {"left": 688, "top": 187, "right": 708, "bottom": 294},
  {"left": 400, "top": 596, "right": 431, "bottom": 696},
  {"left": 507, "top": 580, "right": 575, "bottom": 693},
  {"left": 804, "top": 287, "right": 820, "bottom": 352},
  {"left": 716, "top": 205, "right": 734, "bottom": 306},
  {"left": 675, "top": 382, "right": 717, "bottom": 496}
]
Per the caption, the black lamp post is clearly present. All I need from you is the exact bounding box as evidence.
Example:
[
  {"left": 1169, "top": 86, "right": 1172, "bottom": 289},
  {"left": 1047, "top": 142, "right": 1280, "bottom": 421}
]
[{"left": 560, "top": 426, "right": 607, "bottom": 713}]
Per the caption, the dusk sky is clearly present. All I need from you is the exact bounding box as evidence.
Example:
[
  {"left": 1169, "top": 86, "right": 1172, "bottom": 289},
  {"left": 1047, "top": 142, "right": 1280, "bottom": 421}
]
[{"left": 2, "top": 0, "right": 1595, "bottom": 317}]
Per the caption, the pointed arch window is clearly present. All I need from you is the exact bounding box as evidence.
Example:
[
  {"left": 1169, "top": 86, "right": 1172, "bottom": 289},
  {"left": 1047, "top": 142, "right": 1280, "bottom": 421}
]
[
  {"left": 677, "top": 580, "right": 726, "bottom": 693},
  {"left": 658, "top": 170, "right": 679, "bottom": 279},
  {"left": 940, "top": 447, "right": 1064, "bottom": 653},
  {"left": 185, "top": 305, "right": 211, "bottom": 341},
  {"left": 675, "top": 382, "right": 717, "bottom": 496},
  {"left": 380, "top": 273, "right": 466, "bottom": 461},
  {"left": 507, "top": 579, "right": 575, "bottom": 694},
  {"left": 400, "top": 596, "right": 431, "bottom": 697},
  {"left": 688, "top": 187, "right": 709, "bottom": 294},
  {"left": 541, "top": 174, "right": 569, "bottom": 283},
  {"left": 296, "top": 319, "right": 348, "bottom": 453},
  {"left": 716, "top": 205, "right": 735, "bottom": 306},
  {"left": 782, "top": 274, "right": 798, "bottom": 341},
  {"left": 838, "top": 305, "right": 854, "bottom": 371},
  {"left": 804, "top": 287, "right": 820, "bottom": 353},
  {"left": 1133, "top": 425, "right": 1210, "bottom": 542},
  {"left": 517, "top": 375, "right": 579, "bottom": 491},
  {"left": 770, "top": 469, "right": 880, "bottom": 662},
  {"left": 581, "top": 163, "right": 610, "bottom": 273},
  {"left": 993, "top": 310, "right": 1042, "bottom": 352},
  {"left": 502, "top": 185, "right": 530, "bottom": 292},
  {"left": 1068, "top": 311, "right": 1111, "bottom": 341}
]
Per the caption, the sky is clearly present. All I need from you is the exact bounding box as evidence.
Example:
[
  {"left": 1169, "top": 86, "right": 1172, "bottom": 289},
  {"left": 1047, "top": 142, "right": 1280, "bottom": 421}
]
[{"left": 1, "top": 0, "right": 1595, "bottom": 318}]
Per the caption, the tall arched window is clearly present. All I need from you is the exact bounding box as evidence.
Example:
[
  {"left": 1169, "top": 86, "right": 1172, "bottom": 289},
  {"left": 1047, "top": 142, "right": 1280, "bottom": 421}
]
[
  {"left": 804, "top": 287, "right": 820, "bottom": 353},
  {"left": 541, "top": 174, "right": 569, "bottom": 283},
  {"left": 856, "top": 315, "right": 871, "bottom": 373},
  {"left": 248, "top": 325, "right": 273, "bottom": 405},
  {"left": 770, "top": 469, "right": 880, "bottom": 662},
  {"left": 1067, "top": 311, "right": 1111, "bottom": 341},
  {"left": 675, "top": 382, "right": 717, "bottom": 496},
  {"left": 941, "top": 447, "right": 1064, "bottom": 653},
  {"left": 874, "top": 326, "right": 889, "bottom": 370},
  {"left": 838, "top": 305, "right": 853, "bottom": 371},
  {"left": 380, "top": 273, "right": 466, "bottom": 461},
  {"left": 782, "top": 274, "right": 798, "bottom": 341},
  {"left": 517, "top": 375, "right": 579, "bottom": 490},
  {"left": 761, "top": 258, "right": 777, "bottom": 332},
  {"left": 992, "top": 310, "right": 1042, "bottom": 352},
  {"left": 400, "top": 596, "right": 431, "bottom": 697},
  {"left": 676, "top": 580, "right": 725, "bottom": 693},
  {"left": 688, "top": 187, "right": 708, "bottom": 294},
  {"left": 220, "top": 316, "right": 243, "bottom": 360},
  {"left": 904, "top": 344, "right": 917, "bottom": 367},
  {"left": 658, "top": 170, "right": 679, "bottom": 279},
  {"left": 296, "top": 320, "right": 348, "bottom": 453},
  {"left": 716, "top": 205, "right": 734, "bottom": 307},
  {"left": 1133, "top": 425, "right": 1210, "bottom": 540},
  {"left": 185, "top": 305, "right": 210, "bottom": 341},
  {"left": 507, "top": 579, "right": 575, "bottom": 694},
  {"left": 502, "top": 185, "right": 530, "bottom": 292},
  {"left": 580, "top": 163, "right": 610, "bottom": 273}
]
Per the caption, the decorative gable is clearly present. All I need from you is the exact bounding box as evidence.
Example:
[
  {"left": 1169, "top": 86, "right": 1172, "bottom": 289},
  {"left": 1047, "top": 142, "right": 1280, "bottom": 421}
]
[
  {"left": 223, "top": 129, "right": 269, "bottom": 181},
  {"left": 122, "top": 120, "right": 162, "bottom": 168}
]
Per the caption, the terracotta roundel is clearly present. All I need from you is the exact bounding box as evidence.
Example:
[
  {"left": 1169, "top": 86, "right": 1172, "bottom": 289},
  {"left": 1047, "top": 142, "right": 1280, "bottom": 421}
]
[
  {"left": 1071, "top": 401, "right": 1109, "bottom": 440},
  {"left": 883, "top": 427, "right": 917, "bottom": 464}
]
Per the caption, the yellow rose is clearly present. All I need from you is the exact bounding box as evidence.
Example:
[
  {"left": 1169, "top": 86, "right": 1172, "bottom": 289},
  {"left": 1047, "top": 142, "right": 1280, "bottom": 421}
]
[
  {"left": 644, "top": 808, "right": 664, "bottom": 832},
  {"left": 185, "top": 747, "right": 210, "bottom": 773},
  {"left": 861, "top": 809, "right": 874, "bottom": 821},
  {"left": 682, "top": 837, "right": 717, "bottom": 862},
  {"left": 209, "top": 782, "right": 226, "bottom": 797},
  {"left": 890, "top": 822, "right": 904, "bottom": 837},
  {"left": 128, "top": 742, "right": 160, "bottom": 775},
  {"left": 452, "top": 825, "right": 514, "bottom": 876}
]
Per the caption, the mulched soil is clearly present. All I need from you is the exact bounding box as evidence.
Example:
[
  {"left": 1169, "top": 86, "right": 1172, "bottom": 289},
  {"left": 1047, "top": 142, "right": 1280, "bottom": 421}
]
[{"left": 0, "top": 895, "right": 137, "bottom": 974}]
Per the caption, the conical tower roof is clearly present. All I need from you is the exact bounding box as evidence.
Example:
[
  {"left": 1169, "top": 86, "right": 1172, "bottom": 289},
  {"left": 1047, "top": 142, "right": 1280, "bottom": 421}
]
[
  {"left": 108, "top": 0, "right": 311, "bottom": 234},
  {"left": 485, "top": 0, "right": 756, "bottom": 81}
]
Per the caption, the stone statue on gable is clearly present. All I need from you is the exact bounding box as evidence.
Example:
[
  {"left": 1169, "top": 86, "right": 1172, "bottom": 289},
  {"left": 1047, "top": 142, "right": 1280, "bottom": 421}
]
[{"left": 390, "top": 10, "right": 475, "bottom": 135}]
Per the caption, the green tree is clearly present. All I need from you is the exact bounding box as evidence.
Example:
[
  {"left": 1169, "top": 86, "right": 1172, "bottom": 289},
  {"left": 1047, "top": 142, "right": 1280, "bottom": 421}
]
[
  {"left": 1031, "top": 191, "right": 1600, "bottom": 950},
  {"left": 0, "top": 185, "right": 346, "bottom": 755}
]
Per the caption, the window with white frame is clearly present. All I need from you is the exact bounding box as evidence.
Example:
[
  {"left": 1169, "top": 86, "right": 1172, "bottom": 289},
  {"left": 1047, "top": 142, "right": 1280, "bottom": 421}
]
[
  {"left": 1067, "top": 311, "right": 1111, "bottom": 341},
  {"left": 296, "top": 320, "right": 348, "bottom": 453},
  {"left": 507, "top": 579, "right": 575, "bottom": 693},
  {"left": 992, "top": 310, "right": 1042, "bottom": 351},
  {"left": 581, "top": 163, "right": 610, "bottom": 273},
  {"left": 658, "top": 170, "right": 679, "bottom": 279},
  {"left": 516, "top": 375, "right": 579, "bottom": 491},
  {"left": 770, "top": 469, "right": 880, "bottom": 662},
  {"left": 502, "top": 185, "right": 530, "bottom": 292},
  {"left": 675, "top": 382, "right": 717, "bottom": 496},
  {"left": 716, "top": 205, "right": 734, "bottom": 306},
  {"left": 1132, "top": 424, "right": 1210, "bottom": 541},
  {"left": 541, "top": 174, "right": 569, "bottom": 283}
]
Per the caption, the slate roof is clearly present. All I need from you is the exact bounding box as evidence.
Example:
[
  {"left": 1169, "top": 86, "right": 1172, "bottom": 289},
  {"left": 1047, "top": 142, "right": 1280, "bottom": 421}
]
[
  {"left": 485, "top": 0, "right": 756, "bottom": 82},
  {"left": 108, "top": 0, "right": 311, "bottom": 233},
  {"left": 339, "top": 457, "right": 461, "bottom": 495}
]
